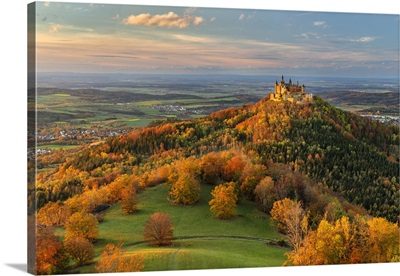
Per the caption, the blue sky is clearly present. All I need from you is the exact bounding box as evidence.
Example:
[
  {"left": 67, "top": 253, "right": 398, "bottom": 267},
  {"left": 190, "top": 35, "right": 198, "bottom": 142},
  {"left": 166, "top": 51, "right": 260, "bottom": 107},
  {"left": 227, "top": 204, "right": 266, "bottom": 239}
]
[{"left": 34, "top": 1, "right": 399, "bottom": 77}]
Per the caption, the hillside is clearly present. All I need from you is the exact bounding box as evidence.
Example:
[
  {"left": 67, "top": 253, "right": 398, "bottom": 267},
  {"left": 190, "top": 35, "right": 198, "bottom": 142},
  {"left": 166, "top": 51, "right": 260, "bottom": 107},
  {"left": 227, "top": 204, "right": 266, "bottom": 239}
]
[
  {"left": 31, "top": 94, "right": 400, "bottom": 273},
  {"left": 34, "top": 95, "right": 398, "bottom": 222}
]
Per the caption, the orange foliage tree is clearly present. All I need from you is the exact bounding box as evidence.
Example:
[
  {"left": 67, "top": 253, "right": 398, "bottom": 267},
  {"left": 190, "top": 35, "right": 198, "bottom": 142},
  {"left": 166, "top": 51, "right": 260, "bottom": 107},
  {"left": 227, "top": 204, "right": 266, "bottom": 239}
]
[
  {"left": 223, "top": 155, "right": 245, "bottom": 182},
  {"left": 120, "top": 185, "right": 139, "bottom": 214},
  {"left": 36, "top": 226, "right": 68, "bottom": 275},
  {"left": 168, "top": 173, "right": 200, "bottom": 205},
  {"left": 270, "top": 198, "right": 302, "bottom": 233},
  {"left": 364, "top": 217, "right": 399, "bottom": 263},
  {"left": 285, "top": 216, "right": 400, "bottom": 265},
  {"left": 65, "top": 211, "right": 99, "bottom": 242},
  {"left": 144, "top": 212, "right": 174, "bottom": 246},
  {"left": 64, "top": 236, "right": 94, "bottom": 266},
  {"left": 200, "top": 152, "right": 224, "bottom": 185},
  {"left": 239, "top": 163, "right": 266, "bottom": 199},
  {"left": 37, "top": 201, "right": 71, "bottom": 227},
  {"left": 209, "top": 182, "right": 238, "bottom": 219},
  {"left": 95, "top": 243, "right": 144, "bottom": 273},
  {"left": 106, "top": 174, "right": 131, "bottom": 204}
]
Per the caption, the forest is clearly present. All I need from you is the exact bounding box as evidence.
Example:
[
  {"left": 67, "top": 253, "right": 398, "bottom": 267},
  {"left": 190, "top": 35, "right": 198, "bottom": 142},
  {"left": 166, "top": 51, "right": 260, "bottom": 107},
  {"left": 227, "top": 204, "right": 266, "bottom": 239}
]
[{"left": 29, "top": 94, "right": 399, "bottom": 274}]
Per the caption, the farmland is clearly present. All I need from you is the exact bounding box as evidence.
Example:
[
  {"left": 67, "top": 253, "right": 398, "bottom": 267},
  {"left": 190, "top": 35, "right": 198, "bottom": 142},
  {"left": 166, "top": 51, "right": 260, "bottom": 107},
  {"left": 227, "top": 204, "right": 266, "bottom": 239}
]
[
  {"left": 34, "top": 76, "right": 267, "bottom": 149},
  {"left": 33, "top": 74, "right": 399, "bottom": 151}
]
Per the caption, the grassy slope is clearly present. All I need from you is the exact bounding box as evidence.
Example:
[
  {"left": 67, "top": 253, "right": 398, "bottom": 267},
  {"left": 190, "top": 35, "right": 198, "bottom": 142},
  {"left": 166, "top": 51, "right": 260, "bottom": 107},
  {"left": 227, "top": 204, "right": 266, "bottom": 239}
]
[{"left": 78, "top": 184, "right": 287, "bottom": 273}]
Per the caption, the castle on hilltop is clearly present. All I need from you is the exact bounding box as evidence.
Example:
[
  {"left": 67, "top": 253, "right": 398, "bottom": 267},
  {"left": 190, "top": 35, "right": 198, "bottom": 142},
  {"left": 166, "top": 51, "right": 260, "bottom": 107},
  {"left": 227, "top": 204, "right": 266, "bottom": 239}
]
[{"left": 269, "top": 75, "right": 312, "bottom": 104}]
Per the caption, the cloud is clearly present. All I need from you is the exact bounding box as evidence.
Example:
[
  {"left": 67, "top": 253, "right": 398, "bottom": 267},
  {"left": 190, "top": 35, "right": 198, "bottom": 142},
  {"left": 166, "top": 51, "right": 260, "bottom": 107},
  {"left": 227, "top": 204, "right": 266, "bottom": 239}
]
[
  {"left": 337, "top": 36, "right": 376, "bottom": 43},
  {"left": 88, "top": 55, "right": 138, "bottom": 59},
  {"left": 355, "top": 36, "right": 375, "bottom": 43},
  {"left": 49, "top": 23, "right": 94, "bottom": 33},
  {"left": 239, "top": 14, "right": 245, "bottom": 20},
  {"left": 123, "top": 12, "right": 204, "bottom": 29},
  {"left": 313, "top": 21, "right": 327, "bottom": 28},
  {"left": 295, "top": 32, "right": 321, "bottom": 39},
  {"left": 172, "top": 34, "right": 214, "bottom": 43}
]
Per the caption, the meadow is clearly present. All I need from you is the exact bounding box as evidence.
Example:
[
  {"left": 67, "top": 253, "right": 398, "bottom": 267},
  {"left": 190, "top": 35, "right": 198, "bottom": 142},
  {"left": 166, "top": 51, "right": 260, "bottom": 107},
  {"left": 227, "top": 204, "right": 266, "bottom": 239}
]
[{"left": 62, "top": 184, "right": 287, "bottom": 273}]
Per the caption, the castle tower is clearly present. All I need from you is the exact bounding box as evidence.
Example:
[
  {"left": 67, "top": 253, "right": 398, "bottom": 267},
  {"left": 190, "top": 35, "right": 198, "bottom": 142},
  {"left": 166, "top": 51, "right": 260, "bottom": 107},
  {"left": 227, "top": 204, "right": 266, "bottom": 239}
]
[{"left": 270, "top": 75, "right": 311, "bottom": 103}]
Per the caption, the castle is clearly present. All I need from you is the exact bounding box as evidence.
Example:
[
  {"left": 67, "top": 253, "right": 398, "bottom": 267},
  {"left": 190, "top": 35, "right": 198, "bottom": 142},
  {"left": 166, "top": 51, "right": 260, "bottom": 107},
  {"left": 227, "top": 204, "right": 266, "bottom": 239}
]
[{"left": 269, "top": 75, "right": 312, "bottom": 104}]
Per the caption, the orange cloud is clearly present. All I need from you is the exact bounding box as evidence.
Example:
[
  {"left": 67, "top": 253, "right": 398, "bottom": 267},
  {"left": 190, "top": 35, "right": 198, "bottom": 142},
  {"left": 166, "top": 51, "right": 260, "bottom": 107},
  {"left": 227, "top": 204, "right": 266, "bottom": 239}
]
[{"left": 123, "top": 12, "right": 204, "bottom": 29}]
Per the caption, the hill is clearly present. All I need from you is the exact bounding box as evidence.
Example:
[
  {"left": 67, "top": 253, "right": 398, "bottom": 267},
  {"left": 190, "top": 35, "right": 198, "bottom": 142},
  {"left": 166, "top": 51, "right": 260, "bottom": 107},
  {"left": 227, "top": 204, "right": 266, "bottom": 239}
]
[
  {"left": 31, "top": 94, "right": 400, "bottom": 273},
  {"left": 33, "top": 95, "right": 398, "bottom": 221}
]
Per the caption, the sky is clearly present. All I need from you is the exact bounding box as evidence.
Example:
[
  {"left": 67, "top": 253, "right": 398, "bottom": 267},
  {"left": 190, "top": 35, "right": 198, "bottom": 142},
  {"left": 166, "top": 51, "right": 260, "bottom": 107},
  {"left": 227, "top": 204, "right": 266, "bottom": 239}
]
[{"left": 33, "top": 1, "right": 399, "bottom": 78}]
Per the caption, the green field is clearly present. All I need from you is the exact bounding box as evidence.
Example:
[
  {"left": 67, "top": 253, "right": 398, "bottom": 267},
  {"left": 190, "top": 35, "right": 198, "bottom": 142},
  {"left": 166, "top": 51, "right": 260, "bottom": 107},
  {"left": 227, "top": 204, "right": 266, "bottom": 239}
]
[
  {"left": 71, "top": 184, "right": 287, "bottom": 273},
  {"left": 37, "top": 144, "right": 80, "bottom": 150},
  {"left": 36, "top": 86, "right": 261, "bottom": 133}
]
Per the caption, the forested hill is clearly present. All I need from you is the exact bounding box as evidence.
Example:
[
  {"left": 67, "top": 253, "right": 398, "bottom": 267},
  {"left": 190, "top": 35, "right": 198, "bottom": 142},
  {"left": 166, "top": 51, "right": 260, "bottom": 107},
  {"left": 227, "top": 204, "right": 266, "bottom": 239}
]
[{"left": 35, "top": 95, "right": 399, "bottom": 222}]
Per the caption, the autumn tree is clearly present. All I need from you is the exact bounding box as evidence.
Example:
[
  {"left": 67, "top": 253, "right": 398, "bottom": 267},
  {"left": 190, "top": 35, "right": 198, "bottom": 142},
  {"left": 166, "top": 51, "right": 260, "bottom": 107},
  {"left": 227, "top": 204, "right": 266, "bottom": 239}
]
[
  {"left": 270, "top": 198, "right": 300, "bottom": 233},
  {"left": 168, "top": 173, "right": 200, "bottom": 205},
  {"left": 95, "top": 243, "right": 144, "bottom": 273},
  {"left": 64, "top": 236, "right": 94, "bottom": 266},
  {"left": 36, "top": 226, "right": 69, "bottom": 275},
  {"left": 270, "top": 198, "right": 309, "bottom": 258},
  {"left": 209, "top": 182, "right": 238, "bottom": 219},
  {"left": 65, "top": 188, "right": 108, "bottom": 214},
  {"left": 285, "top": 215, "right": 400, "bottom": 266},
  {"left": 106, "top": 174, "right": 131, "bottom": 204},
  {"left": 144, "top": 212, "right": 174, "bottom": 246},
  {"left": 65, "top": 211, "right": 99, "bottom": 242},
  {"left": 239, "top": 163, "right": 266, "bottom": 199},
  {"left": 37, "top": 201, "right": 71, "bottom": 227},
  {"left": 168, "top": 157, "right": 201, "bottom": 184},
  {"left": 254, "top": 176, "right": 275, "bottom": 212},
  {"left": 324, "top": 199, "right": 345, "bottom": 222},
  {"left": 120, "top": 185, "right": 139, "bottom": 214},
  {"left": 223, "top": 155, "right": 245, "bottom": 182},
  {"left": 363, "top": 217, "right": 399, "bottom": 263},
  {"left": 200, "top": 152, "right": 224, "bottom": 185}
]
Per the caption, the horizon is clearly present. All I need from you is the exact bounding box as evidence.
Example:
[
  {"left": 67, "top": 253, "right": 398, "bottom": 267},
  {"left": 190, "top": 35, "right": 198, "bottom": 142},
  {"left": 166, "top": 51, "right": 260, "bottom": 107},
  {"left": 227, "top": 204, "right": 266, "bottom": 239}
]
[
  {"left": 33, "top": 2, "right": 399, "bottom": 79},
  {"left": 38, "top": 71, "right": 399, "bottom": 79}
]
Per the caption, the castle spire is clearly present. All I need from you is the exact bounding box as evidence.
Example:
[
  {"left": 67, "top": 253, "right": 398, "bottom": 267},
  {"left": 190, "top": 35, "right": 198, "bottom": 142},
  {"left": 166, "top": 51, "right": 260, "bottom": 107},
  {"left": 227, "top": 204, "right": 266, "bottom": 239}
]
[{"left": 281, "top": 75, "right": 285, "bottom": 83}]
